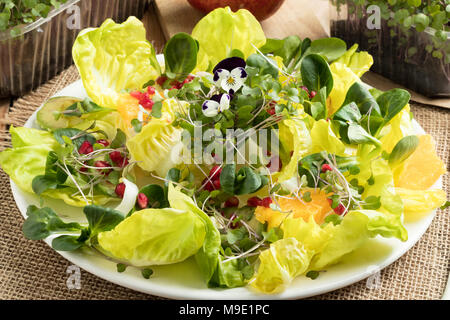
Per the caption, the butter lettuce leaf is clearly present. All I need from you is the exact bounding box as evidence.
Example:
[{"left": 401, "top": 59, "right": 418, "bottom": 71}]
[
  {"left": 126, "top": 118, "right": 182, "bottom": 177},
  {"left": 335, "top": 44, "right": 373, "bottom": 77},
  {"left": 327, "top": 62, "right": 360, "bottom": 116},
  {"left": 72, "top": 17, "right": 160, "bottom": 108},
  {"left": 250, "top": 238, "right": 311, "bottom": 294},
  {"left": 97, "top": 207, "right": 206, "bottom": 266},
  {"left": 310, "top": 119, "right": 346, "bottom": 156},
  {"left": 277, "top": 118, "right": 312, "bottom": 182},
  {"left": 0, "top": 127, "right": 57, "bottom": 193},
  {"left": 167, "top": 184, "right": 221, "bottom": 285},
  {"left": 191, "top": 7, "right": 266, "bottom": 71}
]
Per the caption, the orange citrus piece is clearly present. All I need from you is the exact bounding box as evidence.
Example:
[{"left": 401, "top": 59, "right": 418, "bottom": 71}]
[
  {"left": 116, "top": 93, "right": 140, "bottom": 132},
  {"left": 394, "top": 134, "right": 446, "bottom": 190},
  {"left": 255, "top": 189, "right": 333, "bottom": 230}
]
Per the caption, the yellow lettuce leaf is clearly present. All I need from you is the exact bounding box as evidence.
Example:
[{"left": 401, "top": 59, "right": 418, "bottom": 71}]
[{"left": 191, "top": 7, "right": 266, "bottom": 71}]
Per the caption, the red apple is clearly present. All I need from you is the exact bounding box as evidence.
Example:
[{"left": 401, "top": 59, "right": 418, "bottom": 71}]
[{"left": 187, "top": 0, "right": 285, "bottom": 21}]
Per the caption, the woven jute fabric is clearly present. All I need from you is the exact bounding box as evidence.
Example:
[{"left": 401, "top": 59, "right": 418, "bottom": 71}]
[{"left": 0, "top": 66, "right": 448, "bottom": 300}]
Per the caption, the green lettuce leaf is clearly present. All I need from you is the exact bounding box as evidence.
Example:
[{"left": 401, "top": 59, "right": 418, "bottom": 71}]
[
  {"left": 126, "top": 118, "right": 182, "bottom": 177},
  {"left": 97, "top": 206, "right": 206, "bottom": 266},
  {"left": 277, "top": 118, "right": 312, "bottom": 182},
  {"left": 167, "top": 184, "right": 221, "bottom": 285},
  {"left": 335, "top": 43, "right": 373, "bottom": 77},
  {"left": 191, "top": 7, "right": 266, "bottom": 71},
  {"left": 327, "top": 62, "right": 360, "bottom": 115},
  {"left": 0, "top": 127, "right": 57, "bottom": 193},
  {"left": 72, "top": 17, "right": 160, "bottom": 109},
  {"left": 250, "top": 238, "right": 311, "bottom": 294},
  {"left": 310, "top": 119, "right": 346, "bottom": 156}
]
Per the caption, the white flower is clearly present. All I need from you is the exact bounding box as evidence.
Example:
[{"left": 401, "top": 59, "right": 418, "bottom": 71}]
[
  {"left": 214, "top": 67, "right": 247, "bottom": 93},
  {"left": 202, "top": 94, "right": 231, "bottom": 117}
]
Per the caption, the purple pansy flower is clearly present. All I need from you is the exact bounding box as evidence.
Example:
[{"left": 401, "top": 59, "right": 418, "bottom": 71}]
[
  {"left": 202, "top": 93, "right": 231, "bottom": 117},
  {"left": 213, "top": 57, "right": 248, "bottom": 94}
]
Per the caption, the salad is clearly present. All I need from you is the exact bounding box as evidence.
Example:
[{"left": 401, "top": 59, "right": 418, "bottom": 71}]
[{"left": 0, "top": 7, "right": 448, "bottom": 294}]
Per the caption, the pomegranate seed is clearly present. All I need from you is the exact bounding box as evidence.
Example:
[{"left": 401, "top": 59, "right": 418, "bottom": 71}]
[
  {"left": 78, "top": 141, "right": 93, "bottom": 155},
  {"left": 247, "top": 197, "right": 262, "bottom": 207},
  {"left": 109, "top": 151, "right": 128, "bottom": 167},
  {"left": 202, "top": 178, "right": 215, "bottom": 192},
  {"left": 224, "top": 196, "right": 239, "bottom": 208},
  {"left": 96, "top": 139, "right": 109, "bottom": 147},
  {"left": 156, "top": 76, "right": 167, "bottom": 87},
  {"left": 137, "top": 193, "right": 149, "bottom": 209},
  {"left": 321, "top": 164, "right": 333, "bottom": 172},
  {"left": 130, "top": 90, "right": 144, "bottom": 101},
  {"left": 140, "top": 95, "right": 154, "bottom": 110},
  {"left": 267, "top": 107, "right": 276, "bottom": 115},
  {"left": 213, "top": 179, "right": 221, "bottom": 190},
  {"left": 79, "top": 166, "right": 88, "bottom": 173},
  {"left": 94, "top": 160, "right": 110, "bottom": 170},
  {"left": 209, "top": 165, "right": 222, "bottom": 180},
  {"left": 334, "top": 203, "right": 346, "bottom": 215},
  {"left": 115, "top": 183, "right": 126, "bottom": 198},
  {"left": 309, "top": 91, "right": 317, "bottom": 99},
  {"left": 261, "top": 197, "right": 272, "bottom": 208},
  {"left": 301, "top": 86, "right": 310, "bottom": 94},
  {"left": 147, "top": 86, "right": 155, "bottom": 95}
]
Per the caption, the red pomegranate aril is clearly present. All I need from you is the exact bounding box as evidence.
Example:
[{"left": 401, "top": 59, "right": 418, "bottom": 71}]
[
  {"left": 202, "top": 178, "right": 215, "bottom": 192},
  {"left": 78, "top": 141, "right": 93, "bottom": 154},
  {"left": 156, "top": 76, "right": 167, "bottom": 87},
  {"left": 247, "top": 197, "right": 262, "bottom": 207},
  {"left": 224, "top": 196, "right": 239, "bottom": 208},
  {"left": 140, "top": 96, "right": 154, "bottom": 110},
  {"left": 115, "top": 183, "right": 126, "bottom": 198},
  {"left": 96, "top": 139, "right": 109, "bottom": 147},
  {"left": 109, "top": 151, "right": 125, "bottom": 166},
  {"left": 137, "top": 193, "right": 149, "bottom": 209},
  {"left": 79, "top": 166, "right": 88, "bottom": 173},
  {"left": 130, "top": 90, "right": 144, "bottom": 101},
  {"left": 301, "top": 86, "right": 310, "bottom": 94},
  {"left": 321, "top": 164, "right": 333, "bottom": 172},
  {"left": 209, "top": 165, "right": 222, "bottom": 180},
  {"left": 334, "top": 203, "right": 346, "bottom": 215},
  {"left": 267, "top": 107, "right": 276, "bottom": 115},
  {"left": 147, "top": 86, "right": 156, "bottom": 95},
  {"left": 94, "top": 160, "right": 110, "bottom": 169},
  {"left": 261, "top": 197, "right": 272, "bottom": 208},
  {"left": 309, "top": 91, "right": 317, "bottom": 99},
  {"left": 213, "top": 179, "right": 221, "bottom": 190}
]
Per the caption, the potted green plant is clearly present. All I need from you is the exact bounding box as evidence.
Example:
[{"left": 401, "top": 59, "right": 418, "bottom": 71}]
[
  {"left": 0, "top": 0, "right": 150, "bottom": 98},
  {"left": 330, "top": 0, "right": 449, "bottom": 97}
]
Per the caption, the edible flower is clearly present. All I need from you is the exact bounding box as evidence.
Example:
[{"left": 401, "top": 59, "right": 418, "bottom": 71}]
[
  {"left": 213, "top": 57, "right": 247, "bottom": 94},
  {"left": 202, "top": 93, "right": 231, "bottom": 117}
]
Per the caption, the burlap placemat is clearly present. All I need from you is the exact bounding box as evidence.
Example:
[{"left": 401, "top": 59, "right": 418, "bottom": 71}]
[{"left": 0, "top": 66, "right": 448, "bottom": 300}]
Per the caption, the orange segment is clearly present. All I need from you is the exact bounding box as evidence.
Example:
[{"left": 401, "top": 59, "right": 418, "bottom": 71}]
[
  {"left": 255, "top": 189, "right": 333, "bottom": 230},
  {"left": 394, "top": 134, "right": 446, "bottom": 190},
  {"left": 117, "top": 93, "right": 140, "bottom": 132}
]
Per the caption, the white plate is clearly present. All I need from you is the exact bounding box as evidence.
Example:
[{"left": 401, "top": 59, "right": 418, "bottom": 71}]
[{"left": 10, "top": 74, "right": 442, "bottom": 300}]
